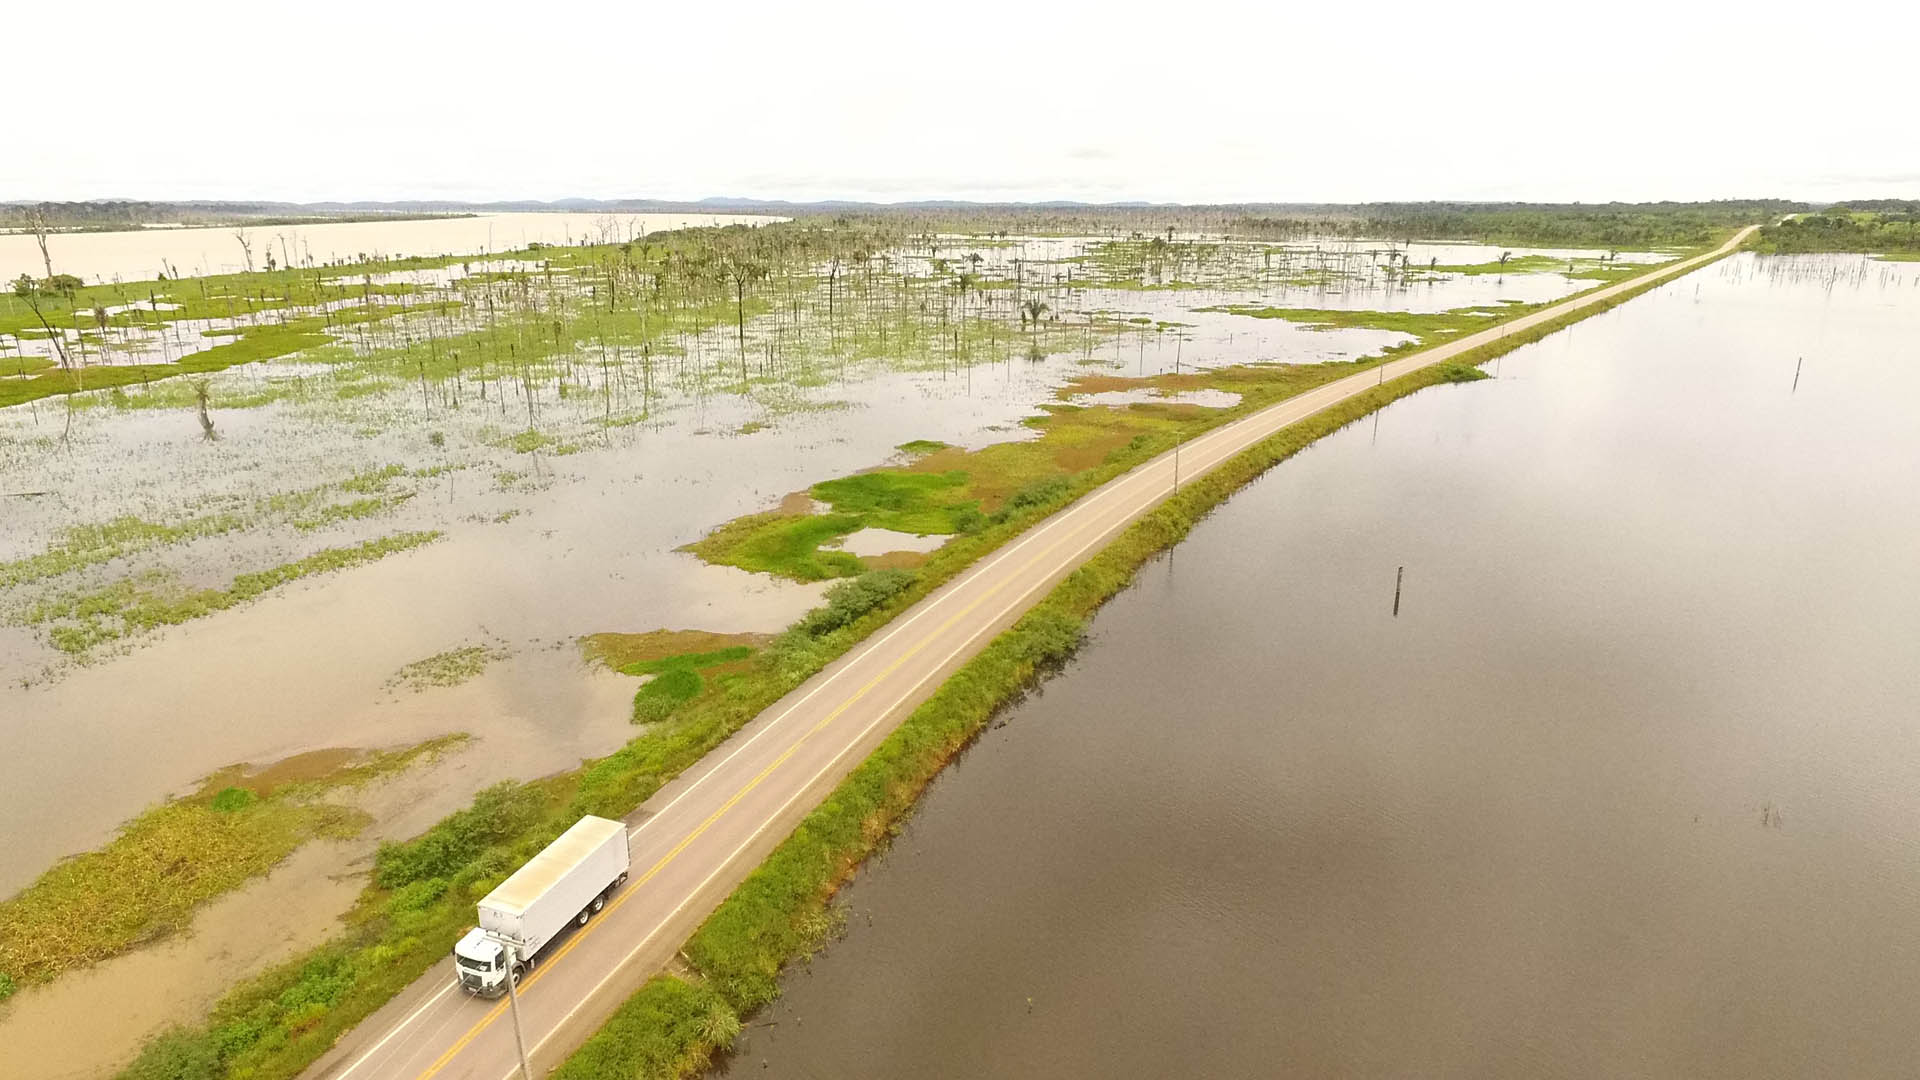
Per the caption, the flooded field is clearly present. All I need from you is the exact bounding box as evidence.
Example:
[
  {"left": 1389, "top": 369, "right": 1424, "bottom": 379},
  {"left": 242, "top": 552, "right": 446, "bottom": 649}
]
[
  {"left": 716, "top": 254, "right": 1920, "bottom": 1079},
  {"left": 0, "top": 211, "right": 775, "bottom": 285},
  {"left": 0, "top": 222, "right": 1679, "bottom": 1074}
]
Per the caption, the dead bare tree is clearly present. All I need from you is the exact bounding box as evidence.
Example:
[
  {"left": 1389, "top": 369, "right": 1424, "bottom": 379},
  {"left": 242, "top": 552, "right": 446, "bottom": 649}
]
[
  {"left": 234, "top": 230, "right": 255, "bottom": 273},
  {"left": 25, "top": 206, "right": 55, "bottom": 281},
  {"left": 11, "top": 274, "right": 74, "bottom": 371},
  {"left": 722, "top": 251, "right": 768, "bottom": 390}
]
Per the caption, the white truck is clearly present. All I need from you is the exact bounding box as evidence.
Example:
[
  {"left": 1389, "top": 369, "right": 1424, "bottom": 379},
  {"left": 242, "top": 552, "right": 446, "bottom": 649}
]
[{"left": 452, "top": 815, "right": 630, "bottom": 997}]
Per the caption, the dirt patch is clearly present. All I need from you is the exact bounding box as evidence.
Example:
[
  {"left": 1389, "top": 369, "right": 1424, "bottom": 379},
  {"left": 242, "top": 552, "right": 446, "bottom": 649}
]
[
  {"left": 216, "top": 747, "right": 362, "bottom": 796},
  {"left": 864, "top": 551, "right": 932, "bottom": 571},
  {"left": 581, "top": 629, "right": 772, "bottom": 672},
  {"left": 1058, "top": 370, "right": 1212, "bottom": 398}
]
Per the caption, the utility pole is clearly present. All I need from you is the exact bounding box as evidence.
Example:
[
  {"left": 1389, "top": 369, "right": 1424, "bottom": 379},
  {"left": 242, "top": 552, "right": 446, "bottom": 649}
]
[{"left": 490, "top": 932, "right": 534, "bottom": 1080}]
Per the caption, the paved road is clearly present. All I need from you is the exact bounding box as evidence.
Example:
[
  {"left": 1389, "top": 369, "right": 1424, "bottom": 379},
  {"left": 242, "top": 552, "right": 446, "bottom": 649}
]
[{"left": 306, "top": 227, "right": 1756, "bottom": 1080}]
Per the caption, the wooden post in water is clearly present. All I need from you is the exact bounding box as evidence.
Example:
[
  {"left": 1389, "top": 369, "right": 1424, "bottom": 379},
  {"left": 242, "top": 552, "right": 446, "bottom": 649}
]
[
  {"left": 1792, "top": 356, "right": 1803, "bottom": 394},
  {"left": 1392, "top": 566, "right": 1404, "bottom": 617}
]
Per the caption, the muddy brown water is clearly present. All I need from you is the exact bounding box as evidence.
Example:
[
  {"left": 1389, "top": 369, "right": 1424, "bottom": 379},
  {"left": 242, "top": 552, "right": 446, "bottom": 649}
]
[
  {"left": 0, "top": 212, "right": 778, "bottom": 285},
  {"left": 716, "top": 254, "right": 1920, "bottom": 1079}
]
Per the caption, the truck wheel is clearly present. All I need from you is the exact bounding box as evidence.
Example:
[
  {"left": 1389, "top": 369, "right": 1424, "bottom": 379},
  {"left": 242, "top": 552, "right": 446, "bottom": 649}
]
[
  {"left": 511, "top": 963, "right": 525, "bottom": 985},
  {"left": 577, "top": 907, "right": 591, "bottom": 926},
  {"left": 592, "top": 893, "right": 606, "bottom": 913}
]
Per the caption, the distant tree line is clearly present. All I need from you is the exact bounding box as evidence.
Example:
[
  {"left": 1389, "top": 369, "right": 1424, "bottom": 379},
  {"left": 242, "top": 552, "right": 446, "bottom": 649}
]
[
  {"left": 0, "top": 201, "right": 465, "bottom": 233},
  {"left": 825, "top": 200, "right": 1805, "bottom": 248},
  {"left": 1228, "top": 201, "right": 1806, "bottom": 249},
  {"left": 1752, "top": 204, "right": 1920, "bottom": 254}
]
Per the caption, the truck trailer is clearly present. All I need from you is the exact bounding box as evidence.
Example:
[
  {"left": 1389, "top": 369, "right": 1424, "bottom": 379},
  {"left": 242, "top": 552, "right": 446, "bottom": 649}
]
[{"left": 452, "top": 814, "right": 630, "bottom": 997}]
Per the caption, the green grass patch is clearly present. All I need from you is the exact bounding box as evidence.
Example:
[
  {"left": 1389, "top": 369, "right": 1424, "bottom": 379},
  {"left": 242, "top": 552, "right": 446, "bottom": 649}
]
[
  {"left": 682, "top": 511, "right": 867, "bottom": 581},
  {"left": 552, "top": 975, "right": 739, "bottom": 1080},
  {"left": 0, "top": 318, "right": 335, "bottom": 410},
  {"left": 811, "top": 470, "right": 974, "bottom": 534},
  {"left": 1437, "top": 362, "right": 1492, "bottom": 383},
  {"left": 634, "top": 666, "right": 706, "bottom": 723}
]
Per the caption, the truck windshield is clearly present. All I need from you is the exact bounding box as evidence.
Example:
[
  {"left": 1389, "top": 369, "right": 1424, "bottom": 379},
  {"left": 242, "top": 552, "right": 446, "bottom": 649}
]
[{"left": 456, "top": 955, "right": 494, "bottom": 973}]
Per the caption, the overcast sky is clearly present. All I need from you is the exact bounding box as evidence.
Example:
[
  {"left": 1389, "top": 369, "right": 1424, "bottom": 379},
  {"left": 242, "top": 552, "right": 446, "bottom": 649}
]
[{"left": 9, "top": 0, "right": 1916, "bottom": 205}]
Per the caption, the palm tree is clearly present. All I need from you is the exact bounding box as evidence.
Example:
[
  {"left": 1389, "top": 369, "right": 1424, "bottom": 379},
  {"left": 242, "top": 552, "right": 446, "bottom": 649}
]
[{"left": 1022, "top": 298, "right": 1048, "bottom": 331}]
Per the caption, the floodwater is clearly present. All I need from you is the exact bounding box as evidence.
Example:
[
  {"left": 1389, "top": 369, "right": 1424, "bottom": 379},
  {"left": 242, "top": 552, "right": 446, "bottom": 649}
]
[
  {"left": 718, "top": 254, "right": 1920, "bottom": 1079},
  {"left": 0, "top": 211, "right": 776, "bottom": 285},
  {"left": 0, "top": 228, "right": 1677, "bottom": 1071}
]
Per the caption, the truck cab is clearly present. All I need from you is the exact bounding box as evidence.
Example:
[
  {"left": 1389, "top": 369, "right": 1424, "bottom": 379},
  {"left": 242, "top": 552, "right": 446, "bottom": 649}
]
[{"left": 452, "top": 928, "right": 515, "bottom": 997}]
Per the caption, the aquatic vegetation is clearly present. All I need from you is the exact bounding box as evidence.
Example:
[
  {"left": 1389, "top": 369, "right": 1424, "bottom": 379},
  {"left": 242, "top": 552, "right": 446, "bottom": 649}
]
[
  {"left": 385, "top": 644, "right": 506, "bottom": 693},
  {"left": 0, "top": 464, "right": 416, "bottom": 595},
  {"left": 1198, "top": 302, "right": 1527, "bottom": 345},
  {"left": 687, "top": 358, "right": 1400, "bottom": 583},
  {"left": 581, "top": 629, "right": 768, "bottom": 672},
  {"left": 23, "top": 530, "right": 442, "bottom": 656},
  {"left": 0, "top": 737, "right": 460, "bottom": 992}
]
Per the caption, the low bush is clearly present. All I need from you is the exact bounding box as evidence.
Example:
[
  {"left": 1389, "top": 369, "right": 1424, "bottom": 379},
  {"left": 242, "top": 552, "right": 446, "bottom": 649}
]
[
  {"left": 791, "top": 568, "right": 917, "bottom": 638},
  {"left": 372, "top": 781, "right": 549, "bottom": 890}
]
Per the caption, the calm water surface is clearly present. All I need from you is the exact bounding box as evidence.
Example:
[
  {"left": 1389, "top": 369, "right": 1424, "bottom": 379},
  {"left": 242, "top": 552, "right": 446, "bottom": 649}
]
[
  {"left": 718, "top": 254, "right": 1920, "bottom": 1078},
  {"left": 0, "top": 211, "right": 776, "bottom": 284}
]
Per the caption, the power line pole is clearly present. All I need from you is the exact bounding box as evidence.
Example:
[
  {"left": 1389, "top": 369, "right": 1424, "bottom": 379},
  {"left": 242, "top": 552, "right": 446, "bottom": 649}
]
[{"left": 491, "top": 933, "right": 534, "bottom": 1080}]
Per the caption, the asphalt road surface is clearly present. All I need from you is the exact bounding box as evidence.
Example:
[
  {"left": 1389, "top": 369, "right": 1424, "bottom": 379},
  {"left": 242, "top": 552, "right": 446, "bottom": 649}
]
[{"left": 305, "top": 227, "right": 1756, "bottom": 1080}]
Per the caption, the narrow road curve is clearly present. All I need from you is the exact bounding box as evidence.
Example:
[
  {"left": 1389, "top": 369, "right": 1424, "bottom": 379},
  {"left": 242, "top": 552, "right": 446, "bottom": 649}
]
[{"left": 307, "top": 227, "right": 1756, "bottom": 1080}]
